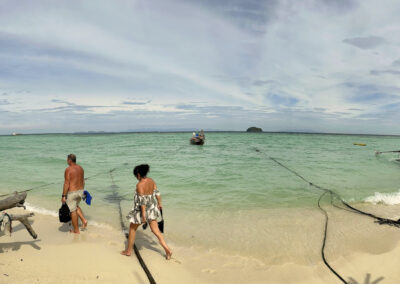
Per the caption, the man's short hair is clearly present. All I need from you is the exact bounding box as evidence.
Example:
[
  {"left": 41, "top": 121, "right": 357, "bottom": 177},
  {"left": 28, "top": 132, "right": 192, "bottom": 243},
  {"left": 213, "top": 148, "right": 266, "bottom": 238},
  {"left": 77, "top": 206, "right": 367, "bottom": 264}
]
[{"left": 67, "top": 154, "right": 76, "bottom": 163}]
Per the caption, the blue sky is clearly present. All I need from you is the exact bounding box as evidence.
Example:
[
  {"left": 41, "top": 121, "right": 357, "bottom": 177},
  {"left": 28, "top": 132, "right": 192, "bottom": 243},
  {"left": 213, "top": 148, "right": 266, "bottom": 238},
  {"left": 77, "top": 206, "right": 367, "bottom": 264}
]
[{"left": 1, "top": 0, "right": 400, "bottom": 134}]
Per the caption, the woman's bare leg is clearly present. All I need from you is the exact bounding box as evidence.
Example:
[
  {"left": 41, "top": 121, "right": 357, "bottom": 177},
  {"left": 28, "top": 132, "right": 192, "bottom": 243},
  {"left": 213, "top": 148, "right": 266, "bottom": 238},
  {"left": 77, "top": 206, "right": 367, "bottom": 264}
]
[
  {"left": 121, "top": 223, "right": 139, "bottom": 256},
  {"left": 149, "top": 221, "right": 172, "bottom": 260}
]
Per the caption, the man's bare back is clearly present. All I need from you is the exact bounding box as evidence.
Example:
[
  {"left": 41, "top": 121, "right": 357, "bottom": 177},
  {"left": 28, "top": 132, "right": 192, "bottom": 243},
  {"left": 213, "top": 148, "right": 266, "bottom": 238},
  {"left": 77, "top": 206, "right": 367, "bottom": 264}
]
[
  {"left": 65, "top": 164, "right": 85, "bottom": 192},
  {"left": 62, "top": 154, "right": 87, "bottom": 234}
]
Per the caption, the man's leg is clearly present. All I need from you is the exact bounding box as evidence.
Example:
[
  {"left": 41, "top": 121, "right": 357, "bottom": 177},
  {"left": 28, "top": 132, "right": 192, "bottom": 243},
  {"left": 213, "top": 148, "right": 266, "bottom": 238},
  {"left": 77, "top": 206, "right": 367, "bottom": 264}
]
[
  {"left": 70, "top": 210, "right": 80, "bottom": 234},
  {"left": 76, "top": 207, "right": 87, "bottom": 229}
]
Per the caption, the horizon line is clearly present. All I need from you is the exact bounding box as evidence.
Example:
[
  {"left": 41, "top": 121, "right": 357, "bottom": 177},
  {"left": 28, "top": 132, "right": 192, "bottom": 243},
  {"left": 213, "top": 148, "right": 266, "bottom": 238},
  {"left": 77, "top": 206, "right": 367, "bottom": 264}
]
[{"left": 2, "top": 130, "right": 400, "bottom": 137}]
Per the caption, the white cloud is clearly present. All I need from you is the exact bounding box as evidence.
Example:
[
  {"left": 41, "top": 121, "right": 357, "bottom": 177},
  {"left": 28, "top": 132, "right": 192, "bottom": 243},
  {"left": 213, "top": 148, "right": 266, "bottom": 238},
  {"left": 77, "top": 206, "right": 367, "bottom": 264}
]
[{"left": 1, "top": 0, "right": 400, "bottom": 134}]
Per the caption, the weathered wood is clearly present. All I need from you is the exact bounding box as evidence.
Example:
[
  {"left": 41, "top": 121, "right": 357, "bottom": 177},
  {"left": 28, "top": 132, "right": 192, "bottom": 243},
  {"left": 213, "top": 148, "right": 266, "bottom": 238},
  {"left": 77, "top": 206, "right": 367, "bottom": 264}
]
[
  {"left": 0, "top": 192, "right": 37, "bottom": 239},
  {"left": 10, "top": 213, "right": 34, "bottom": 219},
  {"left": 0, "top": 192, "right": 27, "bottom": 211},
  {"left": 10, "top": 213, "right": 37, "bottom": 239}
]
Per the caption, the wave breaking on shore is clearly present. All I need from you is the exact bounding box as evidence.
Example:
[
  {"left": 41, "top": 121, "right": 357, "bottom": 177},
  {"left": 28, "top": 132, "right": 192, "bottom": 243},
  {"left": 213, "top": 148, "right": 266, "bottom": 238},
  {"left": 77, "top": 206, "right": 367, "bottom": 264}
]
[{"left": 364, "top": 189, "right": 400, "bottom": 205}]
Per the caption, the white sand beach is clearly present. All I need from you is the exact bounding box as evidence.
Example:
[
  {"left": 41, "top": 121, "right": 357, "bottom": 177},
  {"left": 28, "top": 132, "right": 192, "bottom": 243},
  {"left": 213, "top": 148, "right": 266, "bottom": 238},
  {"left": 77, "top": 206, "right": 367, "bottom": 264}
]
[{"left": 2, "top": 203, "right": 400, "bottom": 283}]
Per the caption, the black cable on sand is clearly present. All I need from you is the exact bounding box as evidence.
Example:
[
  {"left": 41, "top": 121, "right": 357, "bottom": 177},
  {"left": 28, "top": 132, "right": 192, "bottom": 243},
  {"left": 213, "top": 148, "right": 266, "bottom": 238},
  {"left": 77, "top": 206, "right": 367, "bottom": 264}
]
[
  {"left": 318, "top": 192, "right": 347, "bottom": 284},
  {"left": 109, "top": 170, "right": 157, "bottom": 284},
  {"left": 254, "top": 147, "right": 400, "bottom": 284}
]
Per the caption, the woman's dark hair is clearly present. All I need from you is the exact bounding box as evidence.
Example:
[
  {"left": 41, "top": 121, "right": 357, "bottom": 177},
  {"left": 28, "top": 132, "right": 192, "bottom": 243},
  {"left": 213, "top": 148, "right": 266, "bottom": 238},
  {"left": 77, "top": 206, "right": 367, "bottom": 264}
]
[{"left": 133, "top": 164, "right": 150, "bottom": 178}]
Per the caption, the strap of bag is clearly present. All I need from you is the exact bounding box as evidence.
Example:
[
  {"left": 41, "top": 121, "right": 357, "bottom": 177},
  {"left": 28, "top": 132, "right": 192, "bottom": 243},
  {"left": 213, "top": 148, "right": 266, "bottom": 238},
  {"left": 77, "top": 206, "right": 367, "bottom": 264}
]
[{"left": 160, "top": 208, "right": 163, "bottom": 220}]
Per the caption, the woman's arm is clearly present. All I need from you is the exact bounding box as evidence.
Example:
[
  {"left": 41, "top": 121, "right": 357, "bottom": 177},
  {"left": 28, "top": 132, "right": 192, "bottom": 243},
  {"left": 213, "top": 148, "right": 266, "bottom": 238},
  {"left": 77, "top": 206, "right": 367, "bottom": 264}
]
[
  {"left": 156, "top": 195, "right": 162, "bottom": 209},
  {"left": 154, "top": 182, "right": 162, "bottom": 209},
  {"left": 140, "top": 205, "right": 146, "bottom": 223}
]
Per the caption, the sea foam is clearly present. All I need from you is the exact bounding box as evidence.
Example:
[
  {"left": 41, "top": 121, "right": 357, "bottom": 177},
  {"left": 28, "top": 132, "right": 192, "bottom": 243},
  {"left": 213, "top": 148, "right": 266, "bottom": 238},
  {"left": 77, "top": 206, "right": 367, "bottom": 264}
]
[
  {"left": 25, "top": 202, "right": 58, "bottom": 217},
  {"left": 25, "top": 202, "right": 114, "bottom": 230},
  {"left": 364, "top": 190, "right": 400, "bottom": 205}
]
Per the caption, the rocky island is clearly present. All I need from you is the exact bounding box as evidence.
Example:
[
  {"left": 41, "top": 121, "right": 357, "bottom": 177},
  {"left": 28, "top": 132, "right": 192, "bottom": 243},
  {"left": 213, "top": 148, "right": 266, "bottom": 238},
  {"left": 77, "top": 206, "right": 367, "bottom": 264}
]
[{"left": 246, "top": 127, "right": 262, "bottom": 133}]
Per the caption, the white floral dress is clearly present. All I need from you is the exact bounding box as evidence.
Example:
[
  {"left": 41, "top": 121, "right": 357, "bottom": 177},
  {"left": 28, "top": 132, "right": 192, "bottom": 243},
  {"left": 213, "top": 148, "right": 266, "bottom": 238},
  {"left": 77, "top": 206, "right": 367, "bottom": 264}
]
[{"left": 126, "top": 189, "right": 160, "bottom": 224}]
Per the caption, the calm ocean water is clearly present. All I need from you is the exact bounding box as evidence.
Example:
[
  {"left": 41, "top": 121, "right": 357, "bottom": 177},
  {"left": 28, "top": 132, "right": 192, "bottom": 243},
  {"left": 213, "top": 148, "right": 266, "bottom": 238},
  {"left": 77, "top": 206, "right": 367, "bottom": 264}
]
[{"left": 1, "top": 132, "right": 400, "bottom": 260}]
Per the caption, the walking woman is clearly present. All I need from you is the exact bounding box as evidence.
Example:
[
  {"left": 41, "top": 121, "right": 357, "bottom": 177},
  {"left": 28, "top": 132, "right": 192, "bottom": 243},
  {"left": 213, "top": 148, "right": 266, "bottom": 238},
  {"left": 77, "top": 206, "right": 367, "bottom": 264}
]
[{"left": 121, "top": 164, "right": 172, "bottom": 259}]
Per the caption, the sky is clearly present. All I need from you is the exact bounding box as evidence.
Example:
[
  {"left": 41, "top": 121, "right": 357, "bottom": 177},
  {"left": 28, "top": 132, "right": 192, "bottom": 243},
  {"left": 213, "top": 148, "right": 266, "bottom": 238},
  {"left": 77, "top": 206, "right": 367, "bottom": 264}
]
[{"left": 1, "top": 0, "right": 400, "bottom": 134}]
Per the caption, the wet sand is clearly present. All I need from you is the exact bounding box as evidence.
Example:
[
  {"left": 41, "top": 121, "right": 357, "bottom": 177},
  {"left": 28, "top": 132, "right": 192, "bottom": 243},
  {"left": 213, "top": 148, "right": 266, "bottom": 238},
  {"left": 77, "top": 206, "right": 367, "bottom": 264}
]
[{"left": 2, "top": 203, "right": 400, "bottom": 283}]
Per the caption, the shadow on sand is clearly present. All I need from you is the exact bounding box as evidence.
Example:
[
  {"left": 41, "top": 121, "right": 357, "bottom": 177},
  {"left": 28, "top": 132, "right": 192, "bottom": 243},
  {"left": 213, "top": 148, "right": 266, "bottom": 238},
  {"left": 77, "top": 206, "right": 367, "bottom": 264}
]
[
  {"left": 0, "top": 239, "right": 41, "bottom": 253},
  {"left": 0, "top": 219, "right": 41, "bottom": 253},
  {"left": 123, "top": 228, "right": 164, "bottom": 257},
  {"left": 348, "top": 273, "right": 384, "bottom": 284},
  {"left": 58, "top": 222, "right": 71, "bottom": 232}
]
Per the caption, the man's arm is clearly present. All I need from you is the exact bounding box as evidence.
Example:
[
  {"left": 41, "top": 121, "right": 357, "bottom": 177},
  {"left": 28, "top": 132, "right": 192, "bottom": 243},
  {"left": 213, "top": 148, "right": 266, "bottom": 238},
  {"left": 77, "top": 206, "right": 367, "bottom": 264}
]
[
  {"left": 61, "top": 168, "right": 70, "bottom": 203},
  {"left": 82, "top": 167, "right": 85, "bottom": 188}
]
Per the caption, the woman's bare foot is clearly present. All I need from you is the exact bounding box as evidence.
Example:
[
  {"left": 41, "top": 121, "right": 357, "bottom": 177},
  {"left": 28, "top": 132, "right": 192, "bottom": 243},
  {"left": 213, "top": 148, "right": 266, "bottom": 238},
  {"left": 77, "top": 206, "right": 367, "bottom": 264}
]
[
  {"left": 120, "top": 250, "right": 131, "bottom": 256},
  {"left": 166, "top": 250, "right": 172, "bottom": 260},
  {"left": 70, "top": 229, "right": 80, "bottom": 234}
]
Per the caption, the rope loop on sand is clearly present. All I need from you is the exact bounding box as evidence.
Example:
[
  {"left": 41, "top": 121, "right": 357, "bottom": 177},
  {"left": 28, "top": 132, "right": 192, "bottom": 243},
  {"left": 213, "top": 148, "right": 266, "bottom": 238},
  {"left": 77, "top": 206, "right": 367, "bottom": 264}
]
[{"left": 255, "top": 147, "right": 400, "bottom": 284}]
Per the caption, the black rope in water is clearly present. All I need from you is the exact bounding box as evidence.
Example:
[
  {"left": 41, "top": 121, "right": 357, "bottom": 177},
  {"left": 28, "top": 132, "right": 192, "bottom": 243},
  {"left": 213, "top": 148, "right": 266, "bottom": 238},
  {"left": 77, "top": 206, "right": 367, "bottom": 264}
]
[
  {"left": 0, "top": 163, "right": 130, "bottom": 198},
  {"left": 0, "top": 181, "right": 58, "bottom": 197},
  {"left": 258, "top": 149, "right": 400, "bottom": 226},
  {"left": 254, "top": 147, "right": 400, "bottom": 283},
  {"left": 109, "top": 170, "right": 157, "bottom": 284}
]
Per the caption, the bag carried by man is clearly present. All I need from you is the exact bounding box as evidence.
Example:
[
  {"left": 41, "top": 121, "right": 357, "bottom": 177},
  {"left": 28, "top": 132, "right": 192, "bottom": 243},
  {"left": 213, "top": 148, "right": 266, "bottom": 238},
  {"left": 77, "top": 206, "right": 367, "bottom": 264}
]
[{"left": 59, "top": 203, "right": 71, "bottom": 223}]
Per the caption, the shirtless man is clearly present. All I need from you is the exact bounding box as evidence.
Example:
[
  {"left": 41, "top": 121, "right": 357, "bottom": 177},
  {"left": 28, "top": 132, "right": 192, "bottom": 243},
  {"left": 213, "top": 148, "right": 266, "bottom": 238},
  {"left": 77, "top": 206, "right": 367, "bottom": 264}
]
[{"left": 61, "top": 154, "right": 87, "bottom": 234}]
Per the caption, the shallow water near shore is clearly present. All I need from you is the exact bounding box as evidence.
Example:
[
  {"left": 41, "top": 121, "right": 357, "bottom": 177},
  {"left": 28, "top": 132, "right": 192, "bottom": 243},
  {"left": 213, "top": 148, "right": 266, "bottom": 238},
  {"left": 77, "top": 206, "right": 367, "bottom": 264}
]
[{"left": 2, "top": 132, "right": 400, "bottom": 265}]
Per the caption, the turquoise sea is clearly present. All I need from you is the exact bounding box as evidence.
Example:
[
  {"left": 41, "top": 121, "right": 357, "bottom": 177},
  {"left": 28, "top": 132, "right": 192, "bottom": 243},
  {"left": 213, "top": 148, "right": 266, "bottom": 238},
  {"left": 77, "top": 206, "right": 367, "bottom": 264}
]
[{"left": 1, "top": 132, "right": 400, "bottom": 261}]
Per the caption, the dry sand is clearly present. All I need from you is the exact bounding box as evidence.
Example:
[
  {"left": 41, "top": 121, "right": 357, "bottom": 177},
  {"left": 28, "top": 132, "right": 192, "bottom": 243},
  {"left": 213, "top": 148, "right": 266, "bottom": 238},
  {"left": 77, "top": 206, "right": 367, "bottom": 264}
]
[{"left": 2, "top": 203, "right": 400, "bottom": 283}]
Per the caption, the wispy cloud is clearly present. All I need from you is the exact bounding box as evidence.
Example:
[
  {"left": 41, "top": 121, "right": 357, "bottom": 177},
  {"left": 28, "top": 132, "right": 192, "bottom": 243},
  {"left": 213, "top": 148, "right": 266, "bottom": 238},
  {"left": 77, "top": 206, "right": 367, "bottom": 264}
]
[
  {"left": 122, "top": 100, "right": 151, "bottom": 105},
  {"left": 342, "top": 36, "right": 387, "bottom": 49},
  {"left": 0, "top": 99, "right": 10, "bottom": 105},
  {"left": 1, "top": 0, "right": 400, "bottom": 134}
]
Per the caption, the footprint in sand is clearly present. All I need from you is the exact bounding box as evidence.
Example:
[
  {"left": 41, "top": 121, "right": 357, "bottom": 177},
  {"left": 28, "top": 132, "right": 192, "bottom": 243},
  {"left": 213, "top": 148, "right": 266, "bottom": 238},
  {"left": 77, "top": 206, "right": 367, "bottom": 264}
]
[
  {"left": 89, "top": 233, "right": 101, "bottom": 238},
  {"left": 201, "top": 268, "right": 216, "bottom": 274},
  {"left": 171, "top": 258, "right": 182, "bottom": 264}
]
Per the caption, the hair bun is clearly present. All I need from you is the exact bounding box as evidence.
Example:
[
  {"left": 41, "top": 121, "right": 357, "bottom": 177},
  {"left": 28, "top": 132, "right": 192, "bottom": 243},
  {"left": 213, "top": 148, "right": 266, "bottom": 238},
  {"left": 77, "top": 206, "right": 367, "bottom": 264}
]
[{"left": 133, "top": 164, "right": 150, "bottom": 177}]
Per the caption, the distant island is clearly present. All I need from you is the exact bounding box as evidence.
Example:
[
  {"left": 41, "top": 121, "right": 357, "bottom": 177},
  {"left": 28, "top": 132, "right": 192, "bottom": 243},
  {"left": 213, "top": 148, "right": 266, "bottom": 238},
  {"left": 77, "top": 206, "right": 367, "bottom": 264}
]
[{"left": 246, "top": 127, "right": 262, "bottom": 133}]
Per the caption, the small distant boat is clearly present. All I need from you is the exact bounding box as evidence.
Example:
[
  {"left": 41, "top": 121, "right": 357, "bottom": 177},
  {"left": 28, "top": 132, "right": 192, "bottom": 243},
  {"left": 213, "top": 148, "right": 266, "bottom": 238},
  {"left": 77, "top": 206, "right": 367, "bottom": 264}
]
[
  {"left": 12, "top": 132, "right": 21, "bottom": 136},
  {"left": 375, "top": 150, "right": 400, "bottom": 164},
  {"left": 190, "top": 130, "right": 205, "bottom": 145},
  {"left": 190, "top": 136, "right": 205, "bottom": 145},
  {"left": 353, "top": 143, "right": 366, "bottom": 146}
]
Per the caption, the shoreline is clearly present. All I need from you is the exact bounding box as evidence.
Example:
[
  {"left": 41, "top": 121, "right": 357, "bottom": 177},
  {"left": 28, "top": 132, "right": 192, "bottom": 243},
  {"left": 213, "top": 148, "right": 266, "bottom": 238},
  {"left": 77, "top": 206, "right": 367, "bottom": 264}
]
[
  {"left": 0, "top": 208, "right": 196, "bottom": 284},
  {"left": 2, "top": 203, "right": 400, "bottom": 282}
]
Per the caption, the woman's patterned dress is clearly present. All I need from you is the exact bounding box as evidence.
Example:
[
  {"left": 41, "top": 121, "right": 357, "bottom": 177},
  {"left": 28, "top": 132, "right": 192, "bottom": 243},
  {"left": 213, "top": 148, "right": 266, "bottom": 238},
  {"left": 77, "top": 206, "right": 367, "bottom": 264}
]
[{"left": 126, "top": 189, "right": 160, "bottom": 224}]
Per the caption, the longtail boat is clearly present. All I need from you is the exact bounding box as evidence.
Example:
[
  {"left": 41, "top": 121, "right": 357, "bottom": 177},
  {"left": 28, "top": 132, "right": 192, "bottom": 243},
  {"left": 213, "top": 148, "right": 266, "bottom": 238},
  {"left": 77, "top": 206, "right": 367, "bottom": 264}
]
[{"left": 190, "top": 130, "right": 205, "bottom": 145}]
